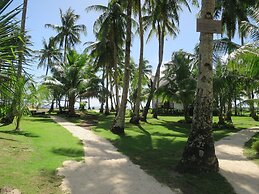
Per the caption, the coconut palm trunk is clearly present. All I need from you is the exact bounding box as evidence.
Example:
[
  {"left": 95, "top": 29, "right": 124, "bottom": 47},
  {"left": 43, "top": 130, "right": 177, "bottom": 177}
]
[
  {"left": 178, "top": 0, "right": 219, "bottom": 173},
  {"left": 130, "top": 0, "right": 144, "bottom": 124},
  {"left": 113, "top": 44, "right": 120, "bottom": 112},
  {"left": 142, "top": 22, "right": 165, "bottom": 121},
  {"left": 105, "top": 64, "right": 110, "bottom": 115},
  {"left": 153, "top": 23, "right": 165, "bottom": 118},
  {"left": 141, "top": 79, "right": 153, "bottom": 122},
  {"left": 68, "top": 92, "right": 76, "bottom": 116},
  {"left": 109, "top": 76, "right": 115, "bottom": 112},
  {"left": 111, "top": 0, "right": 132, "bottom": 134},
  {"left": 225, "top": 96, "right": 233, "bottom": 122}
]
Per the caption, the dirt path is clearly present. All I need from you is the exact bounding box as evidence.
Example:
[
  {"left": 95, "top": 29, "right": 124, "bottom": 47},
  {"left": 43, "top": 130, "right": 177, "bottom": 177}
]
[
  {"left": 215, "top": 128, "right": 259, "bottom": 194},
  {"left": 51, "top": 116, "right": 177, "bottom": 194}
]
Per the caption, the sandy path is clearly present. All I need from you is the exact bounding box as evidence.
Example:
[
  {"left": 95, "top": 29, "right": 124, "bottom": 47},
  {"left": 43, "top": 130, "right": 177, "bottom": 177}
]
[
  {"left": 215, "top": 128, "right": 259, "bottom": 194},
  {"left": 51, "top": 116, "right": 177, "bottom": 194}
]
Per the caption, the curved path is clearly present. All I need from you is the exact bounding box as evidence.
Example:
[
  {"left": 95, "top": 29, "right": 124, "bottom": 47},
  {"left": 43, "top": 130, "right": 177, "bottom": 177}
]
[
  {"left": 52, "top": 116, "right": 177, "bottom": 194},
  {"left": 215, "top": 128, "right": 259, "bottom": 194}
]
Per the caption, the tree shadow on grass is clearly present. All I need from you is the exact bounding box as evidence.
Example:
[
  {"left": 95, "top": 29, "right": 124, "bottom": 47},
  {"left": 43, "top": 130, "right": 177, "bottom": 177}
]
[
  {"left": 51, "top": 148, "right": 84, "bottom": 158},
  {"left": 28, "top": 118, "right": 56, "bottom": 123},
  {"left": 0, "top": 136, "right": 18, "bottom": 142},
  {"left": 0, "top": 130, "right": 39, "bottom": 138}
]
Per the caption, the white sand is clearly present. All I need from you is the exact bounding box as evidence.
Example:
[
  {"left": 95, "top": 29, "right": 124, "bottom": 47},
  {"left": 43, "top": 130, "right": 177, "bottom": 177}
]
[
  {"left": 215, "top": 128, "right": 259, "bottom": 194},
  {"left": 52, "top": 116, "right": 178, "bottom": 194}
]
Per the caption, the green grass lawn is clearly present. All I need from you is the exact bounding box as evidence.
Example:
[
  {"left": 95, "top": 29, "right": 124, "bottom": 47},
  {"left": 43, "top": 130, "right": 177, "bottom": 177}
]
[
  {"left": 89, "top": 114, "right": 259, "bottom": 194},
  {"left": 0, "top": 116, "right": 84, "bottom": 194},
  {"left": 244, "top": 132, "right": 259, "bottom": 166}
]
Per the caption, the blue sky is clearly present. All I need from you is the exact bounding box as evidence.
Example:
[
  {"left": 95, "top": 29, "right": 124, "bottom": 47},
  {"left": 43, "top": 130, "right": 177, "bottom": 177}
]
[
  {"left": 9, "top": 0, "right": 204, "bottom": 79},
  {"left": 10, "top": 0, "right": 240, "bottom": 79}
]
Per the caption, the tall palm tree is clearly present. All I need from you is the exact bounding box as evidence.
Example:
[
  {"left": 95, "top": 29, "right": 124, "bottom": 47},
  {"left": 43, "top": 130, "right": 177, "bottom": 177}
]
[
  {"left": 38, "top": 37, "right": 62, "bottom": 75},
  {"left": 142, "top": 0, "right": 194, "bottom": 121},
  {"left": 111, "top": 0, "right": 133, "bottom": 134},
  {"left": 130, "top": 0, "right": 145, "bottom": 124},
  {"left": 178, "top": 0, "right": 219, "bottom": 173},
  {"left": 129, "top": 59, "right": 152, "bottom": 111},
  {"left": 46, "top": 8, "right": 86, "bottom": 62},
  {"left": 86, "top": 0, "right": 126, "bottom": 112}
]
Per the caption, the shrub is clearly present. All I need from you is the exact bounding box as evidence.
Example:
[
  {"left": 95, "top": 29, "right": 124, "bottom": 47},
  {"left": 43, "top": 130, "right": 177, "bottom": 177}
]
[{"left": 252, "top": 141, "right": 259, "bottom": 154}]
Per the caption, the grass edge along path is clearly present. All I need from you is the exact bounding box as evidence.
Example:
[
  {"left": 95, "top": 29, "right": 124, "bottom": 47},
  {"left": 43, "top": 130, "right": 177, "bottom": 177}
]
[
  {"left": 244, "top": 132, "right": 259, "bottom": 166},
  {"left": 87, "top": 114, "right": 259, "bottom": 194},
  {"left": 0, "top": 116, "right": 84, "bottom": 194}
]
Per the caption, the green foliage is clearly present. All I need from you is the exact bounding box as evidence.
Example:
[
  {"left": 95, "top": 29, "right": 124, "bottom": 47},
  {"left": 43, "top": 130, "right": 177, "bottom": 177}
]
[
  {"left": 252, "top": 140, "right": 259, "bottom": 154},
  {"left": 45, "top": 8, "right": 86, "bottom": 54},
  {"left": 37, "top": 37, "right": 62, "bottom": 75},
  {"left": 0, "top": 116, "right": 84, "bottom": 193},
  {"left": 244, "top": 132, "right": 259, "bottom": 166}
]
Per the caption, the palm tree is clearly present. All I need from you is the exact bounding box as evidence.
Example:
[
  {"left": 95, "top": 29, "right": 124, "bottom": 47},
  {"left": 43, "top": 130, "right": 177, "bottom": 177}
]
[
  {"left": 46, "top": 50, "right": 88, "bottom": 116},
  {"left": 142, "top": 0, "right": 195, "bottom": 121},
  {"left": 157, "top": 50, "right": 196, "bottom": 123},
  {"left": 1, "top": 0, "right": 29, "bottom": 126},
  {"left": 46, "top": 8, "right": 86, "bottom": 62},
  {"left": 129, "top": 59, "right": 152, "bottom": 112},
  {"left": 229, "top": 44, "right": 259, "bottom": 120},
  {"left": 63, "top": 51, "right": 88, "bottom": 116},
  {"left": 86, "top": 0, "right": 126, "bottom": 112},
  {"left": 215, "top": 0, "right": 257, "bottom": 44},
  {"left": 178, "top": 0, "right": 219, "bottom": 173},
  {"left": 241, "top": 3, "right": 259, "bottom": 42},
  {"left": 111, "top": 0, "right": 133, "bottom": 134},
  {"left": 0, "top": 0, "right": 20, "bottom": 68},
  {"left": 17, "top": 0, "right": 28, "bottom": 77},
  {"left": 130, "top": 0, "right": 145, "bottom": 124},
  {"left": 37, "top": 37, "right": 62, "bottom": 75}
]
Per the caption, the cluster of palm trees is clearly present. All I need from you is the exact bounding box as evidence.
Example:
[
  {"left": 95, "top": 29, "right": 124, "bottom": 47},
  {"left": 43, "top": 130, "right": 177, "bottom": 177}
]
[{"left": 0, "top": 0, "right": 258, "bottom": 173}]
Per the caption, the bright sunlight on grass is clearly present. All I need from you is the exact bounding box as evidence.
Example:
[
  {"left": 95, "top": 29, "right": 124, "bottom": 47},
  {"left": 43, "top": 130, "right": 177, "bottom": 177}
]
[
  {"left": 89, "top": 114, "right": 259, "bottom": 194},
  {"left": 244, "top": 133, "right": 259, "bottom": 166},
  {"left": 0, "top": 116, "right": 84, "bottom": 194}
]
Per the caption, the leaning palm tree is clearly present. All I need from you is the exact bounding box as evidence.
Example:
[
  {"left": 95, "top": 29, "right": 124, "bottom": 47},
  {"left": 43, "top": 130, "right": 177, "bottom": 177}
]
[
  {"left": 111, "top": 0, "right": 133, "bottom": 134},
  {"left": 46, "top": 8, "right": 86, "bottom": 62},
  {"left": 37, "top": 37, "right": 62, "bottom": 75}
]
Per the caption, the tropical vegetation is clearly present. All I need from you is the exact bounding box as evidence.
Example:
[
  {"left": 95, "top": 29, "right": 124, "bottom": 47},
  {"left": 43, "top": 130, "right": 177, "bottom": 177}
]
[{"left": 0, "top": 1, "right": 259, "bottom": 192}]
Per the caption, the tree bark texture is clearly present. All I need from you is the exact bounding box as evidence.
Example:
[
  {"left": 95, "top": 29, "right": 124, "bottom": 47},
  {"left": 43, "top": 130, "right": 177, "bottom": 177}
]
[
  {"left": 152, "top": 22, "right": 165, "bottom": 119},
  {"left": 130, "top": 0, "right": 144, "bottom": 124},
  {"left": 68, "top": 92, "right": 76, "bottom": 116},
  {"left": 141, "top": 79, "right": 154, "bottom": 122},
  {"left": 111, "top": 0, "right": 132, "bottom": 134},
  {"left": 105, "top": 64, "right": 110, "bottom": 115},
  {"left": 178, "top": 0, "right": 219, "bottom": 173}
]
